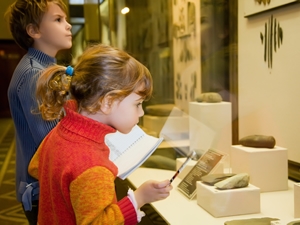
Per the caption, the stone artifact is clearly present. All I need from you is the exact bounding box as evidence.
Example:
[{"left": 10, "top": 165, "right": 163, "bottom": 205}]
[
  {"left": 214, "top": 173, "right": 249, "bottom": 190},
  {"left": 287, "top": 220, "right": 300, "bottom": 225},
  {"left": 239, "top": 135, "right": 276, "bottom": 148},
  {"left": 201, "top": 173, "right": 236, "bottom": 186},
  {"left": 196, "top": 92, "right": 222, "bottom": 103},
  {"left": 225, "top": 217, "right": 280, "bottom": 225}
]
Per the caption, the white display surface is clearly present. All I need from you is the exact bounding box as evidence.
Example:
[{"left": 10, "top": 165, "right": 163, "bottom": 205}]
[{"left": 128, "top": 167, "right": 297, "bottom": 225}]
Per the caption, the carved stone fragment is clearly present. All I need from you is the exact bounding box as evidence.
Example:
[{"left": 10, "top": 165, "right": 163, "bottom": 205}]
[
  {"left": 239, "top": 135, "right": 276, "bottom": 148},
  {"left": 214, "top": 173, "right": 249, "bottom": 190},
  {"left": 196, "top": 92, "right": 222, "bottom": 103},
  {"left": 287, "top": 220, "right": 300, "bottom": 225}
]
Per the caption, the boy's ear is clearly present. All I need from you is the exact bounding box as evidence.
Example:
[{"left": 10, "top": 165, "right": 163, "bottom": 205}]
[
  {"left": 26, "top": 24, "right": 41, "bottom": 39},
  {"left": 100, "top": 96, "right": 113, "bottom": 114}
]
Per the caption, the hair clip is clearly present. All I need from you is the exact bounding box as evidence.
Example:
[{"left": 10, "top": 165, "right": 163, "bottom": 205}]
[{"left": 66, "top": 66, "right": 74, "bottom": 76}]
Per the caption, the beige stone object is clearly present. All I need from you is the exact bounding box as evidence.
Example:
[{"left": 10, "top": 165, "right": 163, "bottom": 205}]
[
  {"left": 214, "top": 173, "right": 249, "bottom": 190},
  {"left": 196, "top": 92, "right": 222, "bottom": 103},
  {"left": 239, "top": 135, "right": 276, "bottom": 148}
]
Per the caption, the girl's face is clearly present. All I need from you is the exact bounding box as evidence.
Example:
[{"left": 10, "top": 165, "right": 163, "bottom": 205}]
[{"left": 107, "top": 91, "right": 145, "bottom": 134}]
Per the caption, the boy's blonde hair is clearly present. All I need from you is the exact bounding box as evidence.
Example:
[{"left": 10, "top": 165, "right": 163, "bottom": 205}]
[
  {"left": 36, "top": 44, "right": 153, "bottom": 120},
  {"left": 5, "top": 0, "right": 68, "bottom": 50}
]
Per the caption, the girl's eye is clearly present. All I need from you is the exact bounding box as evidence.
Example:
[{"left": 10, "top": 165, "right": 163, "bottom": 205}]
[
  {"left": 56, "top": 18, "right": 61, "bottom": 22},
  {"left": 137, "top": 102, "right": 142, "bottom": 107}
]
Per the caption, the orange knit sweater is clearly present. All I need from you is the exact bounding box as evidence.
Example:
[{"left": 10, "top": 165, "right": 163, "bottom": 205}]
[{"left": 28, "top": 100, "right": 137, "bottom": 224}]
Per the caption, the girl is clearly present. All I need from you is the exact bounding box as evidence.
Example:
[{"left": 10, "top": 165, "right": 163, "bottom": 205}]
[{"left": 28, "top": 44, "right": 172, "bottom": 224}]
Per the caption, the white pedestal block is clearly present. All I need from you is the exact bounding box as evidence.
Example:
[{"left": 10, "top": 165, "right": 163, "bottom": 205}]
[
  {"left": 189, "top": 102, "right": 232, "bottom": 168},
  {"left": 231, "top": 145, "right": 288, "bottom": 192},
  {"left": 294, "top": 183, "right": 300, "bottom": 218},
  {"left": 197, "top": 181, "right": 260, "bottom": 217}
]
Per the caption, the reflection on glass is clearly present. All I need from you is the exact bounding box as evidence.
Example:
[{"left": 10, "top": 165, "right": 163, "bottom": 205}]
[{"left": 201, "top": 0, "right": 230, "bottom": 101}]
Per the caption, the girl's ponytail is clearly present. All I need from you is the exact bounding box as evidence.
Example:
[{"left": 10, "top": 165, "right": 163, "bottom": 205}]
[{"left": 36, "top": 65, "right": 73, "bottom": 121}]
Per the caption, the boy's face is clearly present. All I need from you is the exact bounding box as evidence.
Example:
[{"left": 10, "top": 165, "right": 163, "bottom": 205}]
[{"left": 33, "top": 2, "right": 72, "bottom": 57}]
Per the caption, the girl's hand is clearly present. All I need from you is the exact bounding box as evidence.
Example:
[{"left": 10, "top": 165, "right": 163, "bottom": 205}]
[{"left": 134, "top": 180, "right": 173, "bottom": 209}]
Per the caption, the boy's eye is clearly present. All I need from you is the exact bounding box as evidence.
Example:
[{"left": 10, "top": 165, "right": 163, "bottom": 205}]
[
  {"left": 137, "top": 102, "right": 142, "bottom": 107},
  {"left": 56, "top": 17, "right": 61, "bottom": 22}
]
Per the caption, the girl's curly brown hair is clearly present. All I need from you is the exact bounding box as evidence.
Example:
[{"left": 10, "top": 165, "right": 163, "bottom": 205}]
[{"left": 36, "top": 44, "right": 153, "bottom": 121}]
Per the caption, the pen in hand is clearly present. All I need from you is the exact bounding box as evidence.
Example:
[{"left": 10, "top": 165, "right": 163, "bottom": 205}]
[{"left": 169, "top": 151, "right": 196, "bottom": 184}]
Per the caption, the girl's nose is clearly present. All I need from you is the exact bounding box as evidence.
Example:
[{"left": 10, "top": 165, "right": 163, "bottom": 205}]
[{"left": 139, "top": 108, "right": 145, "bottom": 117}]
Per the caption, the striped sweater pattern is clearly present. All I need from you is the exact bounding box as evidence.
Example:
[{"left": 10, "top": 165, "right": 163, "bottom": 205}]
[{"left": 7, "top": 48, "right": 57, "bottom": 202}]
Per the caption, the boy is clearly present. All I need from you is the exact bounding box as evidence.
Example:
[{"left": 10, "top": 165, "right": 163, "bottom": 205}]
[{"left": 5, "top": 0, "right": 72, "bottom": 224}]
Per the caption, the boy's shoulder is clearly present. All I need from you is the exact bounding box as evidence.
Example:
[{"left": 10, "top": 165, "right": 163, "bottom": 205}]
[
  {"left": 14, "top": 51, "right": 43, "bottom": 73},
  {"left": 25, "top": 48, "right": 56, "bottom": 70},
  {"left": 11, "top": 48, "right": 55, "bottom": 83}
]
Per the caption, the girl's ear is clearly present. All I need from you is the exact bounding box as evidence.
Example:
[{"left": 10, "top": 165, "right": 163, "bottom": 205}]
[
  {"left": 100, "top": 96, "right": 113, "bottom": 114},
  {"left": 26, "top": 24, "right": 41, "bottom": 39}
]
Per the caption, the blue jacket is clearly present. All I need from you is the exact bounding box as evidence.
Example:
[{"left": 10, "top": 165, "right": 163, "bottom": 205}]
[{"left": 8, "top": 48, "right": 58, "bottom": 206}]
